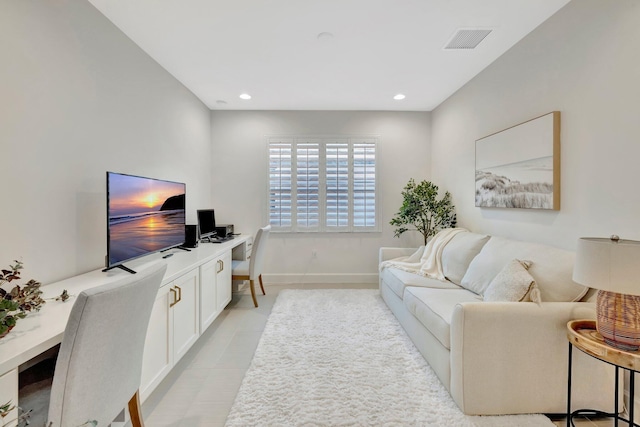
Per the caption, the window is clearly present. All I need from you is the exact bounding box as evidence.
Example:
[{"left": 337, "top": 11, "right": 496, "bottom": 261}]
[{"left": 268, "top": 136, "right": 378, "bottom": 232}]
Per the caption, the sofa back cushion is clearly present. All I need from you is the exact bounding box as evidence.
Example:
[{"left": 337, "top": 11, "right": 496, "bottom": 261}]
[
  {"left": 441, "top": 231, "right": 490, "bottom": 285},
  {"left": 460, "top": 236, "right": 588, "bottom": 302}
]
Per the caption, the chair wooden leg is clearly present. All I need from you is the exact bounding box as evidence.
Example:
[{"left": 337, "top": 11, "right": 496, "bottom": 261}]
[
  {"left": 128, "top": 390, "right": 145, "bottom": 427},
  {"left": 259, "top": 274, "right": 266, "bottom": 295},
  {"left": 249, "top": 279, "right": 258, "bottom": 307}
]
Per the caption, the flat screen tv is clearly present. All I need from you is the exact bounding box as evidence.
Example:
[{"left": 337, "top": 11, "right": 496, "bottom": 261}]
[
  {"left": 106, "top": 172, "right": 186, "bottom": 272},
  {"left": 197, "top": 209, "right": 216, "bottom": 240}
]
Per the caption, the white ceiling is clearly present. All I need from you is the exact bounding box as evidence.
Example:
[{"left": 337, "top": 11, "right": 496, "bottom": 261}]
[{"left": 87, "top": 0, "right": 570, "bottom": 111}]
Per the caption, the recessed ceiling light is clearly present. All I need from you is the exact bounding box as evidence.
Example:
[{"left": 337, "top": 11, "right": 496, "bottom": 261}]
[
  {"left": 393, "top": 94, "right": 406, "bottom": 100},
  {"left": 239, "top": 93, "right": 252, "bottom": 100},
  {"left": 216, "top": 100, "right": 227, "bottom": 105}
]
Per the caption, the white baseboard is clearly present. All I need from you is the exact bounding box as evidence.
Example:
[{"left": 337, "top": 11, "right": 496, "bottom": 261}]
[{"left": 263, "top": 273, "right": 378, "bottom": 284}]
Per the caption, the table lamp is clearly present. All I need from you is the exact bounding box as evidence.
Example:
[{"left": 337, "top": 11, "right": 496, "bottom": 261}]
[{"left": 573, "top": 236, "right": 640, "bottom": 351}]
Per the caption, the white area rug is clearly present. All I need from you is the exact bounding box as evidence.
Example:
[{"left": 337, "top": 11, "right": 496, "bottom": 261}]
[{"left": 225, "top": 289, "right": 554, "bottom": 426}]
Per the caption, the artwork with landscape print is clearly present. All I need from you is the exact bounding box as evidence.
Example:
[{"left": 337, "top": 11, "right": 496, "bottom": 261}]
[{"left": 475, "top": 111, "right": 560, "bottom": 210}]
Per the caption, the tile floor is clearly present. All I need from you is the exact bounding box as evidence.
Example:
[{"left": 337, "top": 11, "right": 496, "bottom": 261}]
[{"left": 139, "top": 283, "right": 615, "bottom": 427}]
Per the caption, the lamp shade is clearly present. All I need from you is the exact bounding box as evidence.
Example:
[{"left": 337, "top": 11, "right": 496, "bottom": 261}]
[{"left": 573, "top": 237, "right": 640, "bottom": 296}]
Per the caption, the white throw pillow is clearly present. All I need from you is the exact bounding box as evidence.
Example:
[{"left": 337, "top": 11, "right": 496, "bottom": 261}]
[
  {"left": 483, "top": 259, "right": 541, "bottom": 303},
  {"left": 460, "top": 236, "right": 587, "bottom": 302}
]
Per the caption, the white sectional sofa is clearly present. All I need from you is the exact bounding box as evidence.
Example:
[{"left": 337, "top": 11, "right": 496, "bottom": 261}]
[{"left": 379, "top": 230, "right": 617, "bottom": 415}]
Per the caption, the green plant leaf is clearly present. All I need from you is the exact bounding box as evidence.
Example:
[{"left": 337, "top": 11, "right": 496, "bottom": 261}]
[
  {"left": 0, "top": 400, "right": 15, "bottom": 418},
  {"left": 1, "top": 260, "right": 44, "bottom": 340}
]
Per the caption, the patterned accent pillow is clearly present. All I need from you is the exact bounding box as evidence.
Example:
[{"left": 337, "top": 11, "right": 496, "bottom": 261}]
[{"left": 483, "top": 259, "right": 541, "bottom": 303}]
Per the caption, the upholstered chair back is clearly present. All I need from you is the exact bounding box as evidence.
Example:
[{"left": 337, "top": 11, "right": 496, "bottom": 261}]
[
  {"left": 47, "top": 262, "right": 166, "bottom": 427},
  {"left": 249, "top": 225, "right": 271, "bottom": 280}
]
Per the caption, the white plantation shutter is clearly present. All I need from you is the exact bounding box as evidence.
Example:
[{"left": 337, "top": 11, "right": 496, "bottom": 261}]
[
  {"left": 353, "top": 140, "right": 376, "bottom": 229},
  {"left": 268, "top": 136, "right": 378, "bottom": 232},
  {"left": 296, "top": 141, "right": 320, "bottom": 230},
  {"left": 325, "top": 140, "right": 349, "bottom": 230},
  {"left": 269, "top": 140, "right": 293, "bottom": 229}
]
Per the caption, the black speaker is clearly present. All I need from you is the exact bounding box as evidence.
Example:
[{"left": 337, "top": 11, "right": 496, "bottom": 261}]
[
  {"left": 214, "top": 224, "right": 234, "bottom": 238},
  {"left": 184, "top": 224, "right": 199, "bottom": 248}
]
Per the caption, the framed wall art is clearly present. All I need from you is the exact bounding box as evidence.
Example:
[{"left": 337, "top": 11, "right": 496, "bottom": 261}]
[{"left": 475, "top": 111, "right": 560, "bottom": 210}]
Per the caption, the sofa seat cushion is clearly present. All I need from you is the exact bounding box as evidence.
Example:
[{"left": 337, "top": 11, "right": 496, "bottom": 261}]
[
  {"left": 381, "top": 267, "right": 461, "bottom": 299},
  {"left": 460, "top": 236, "right": 588, "bottom": 302},
  {"left": 403, "top": 286, "right": 481, "bottom": 350}
]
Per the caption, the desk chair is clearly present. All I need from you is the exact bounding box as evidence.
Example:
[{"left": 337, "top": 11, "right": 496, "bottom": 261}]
[
  {"left": 47, "top": 262, "right": 167, "bottom": 427},
  {"left": 232, "top": 225, "right": 271, "bottom": 307}
]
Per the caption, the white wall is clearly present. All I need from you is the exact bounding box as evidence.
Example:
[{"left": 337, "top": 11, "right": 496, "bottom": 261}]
[
  {"left": 0, "top": 0, "right": 212, "bottom": 284},
  {"left": 210, "top": 111, "right": 431, "bottom": 282},
  {"left": 10, "top": 0, "right": 624, "bottom": 286},
  {"left": 431, "top": 0, "right": 640, "bottom": 250}
]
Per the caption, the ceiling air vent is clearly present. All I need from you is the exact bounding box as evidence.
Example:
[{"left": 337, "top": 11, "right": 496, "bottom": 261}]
[{"left": 444, "top": 29, "right": 492, "bottom": 50}]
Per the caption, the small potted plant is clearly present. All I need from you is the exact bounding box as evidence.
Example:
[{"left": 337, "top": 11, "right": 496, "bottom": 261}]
[{"left": 0, "top": 260, "right": 45, "bottom": 339}]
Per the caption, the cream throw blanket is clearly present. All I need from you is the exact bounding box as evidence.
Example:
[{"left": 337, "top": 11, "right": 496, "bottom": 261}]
[{"left": 381, "top": 228, "right": 467, "bottom": 281}]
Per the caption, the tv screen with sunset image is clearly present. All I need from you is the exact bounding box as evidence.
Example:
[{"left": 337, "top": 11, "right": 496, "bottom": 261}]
[{"left": 106, "top": 172, "right": 186, "bottom": 267}]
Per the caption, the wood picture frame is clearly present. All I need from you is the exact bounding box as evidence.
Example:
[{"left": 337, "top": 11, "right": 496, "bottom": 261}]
[{"left": 475, "top": 111, "right": 560, "bottom": 210}]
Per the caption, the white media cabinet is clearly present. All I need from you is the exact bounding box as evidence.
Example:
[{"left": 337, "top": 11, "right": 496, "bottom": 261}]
[{"left": 0, "top": 235, "right": 252, "bottom": 426}]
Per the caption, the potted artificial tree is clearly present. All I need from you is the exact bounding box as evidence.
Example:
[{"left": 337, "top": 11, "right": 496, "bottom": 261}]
[{"left": 390, "top": 178, "right": 456, "bottom": 245}]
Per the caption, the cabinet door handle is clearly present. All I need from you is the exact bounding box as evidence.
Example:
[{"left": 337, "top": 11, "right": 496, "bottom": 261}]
[
  {"left": 169, "top": 287, "right": 179, "bottom": 307},
  {"left": 175, "top": 285, "right": 182, "bottom": 303},
  {"left": 217, "top": 259, "right": 223, "bottom": 273},
  {"left": 220, "top": 260, "right": 224, "bottom": 272}
]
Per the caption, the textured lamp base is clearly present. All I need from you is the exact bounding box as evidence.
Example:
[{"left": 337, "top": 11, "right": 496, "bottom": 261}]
[{"left": 596, "top": 290, "right": 640, "bottom": 351}]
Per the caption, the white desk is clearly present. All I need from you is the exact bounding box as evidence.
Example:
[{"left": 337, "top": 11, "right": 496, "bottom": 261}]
[{"left": 0, "top": 235, "right": 250, "bottom": 425}]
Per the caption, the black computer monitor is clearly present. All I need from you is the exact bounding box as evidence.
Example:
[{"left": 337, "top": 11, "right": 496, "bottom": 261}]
[{"left": 197, "top": 209, "right": 216, "bottom": 240}]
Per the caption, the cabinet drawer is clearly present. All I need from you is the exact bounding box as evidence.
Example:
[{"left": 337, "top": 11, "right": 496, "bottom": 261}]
[{"left": 232, "top": 237, "right": 253, "bottom": 261}]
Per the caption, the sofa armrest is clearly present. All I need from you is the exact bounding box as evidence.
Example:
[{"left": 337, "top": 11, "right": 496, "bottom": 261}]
[
  {"left": 379, "top": 247, "right": 417, "bottom": 264},
  {"left": 450, "top": 301, "right": 617, "bottom": 415}
]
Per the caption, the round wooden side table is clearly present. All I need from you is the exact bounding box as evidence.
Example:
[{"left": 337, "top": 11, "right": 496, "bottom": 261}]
[{"left": 567, "top": 319, "right": 640, "bottom": 427}]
